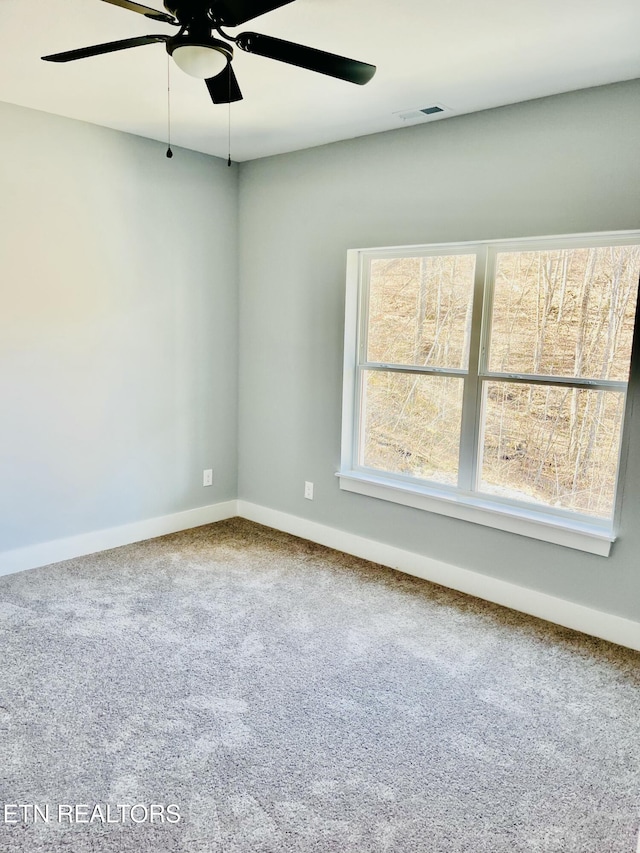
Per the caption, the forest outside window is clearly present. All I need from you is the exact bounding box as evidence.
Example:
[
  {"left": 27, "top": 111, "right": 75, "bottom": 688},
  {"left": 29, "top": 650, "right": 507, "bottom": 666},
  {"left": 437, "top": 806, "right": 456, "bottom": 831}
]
[{"left": 339, "top": 233, "right": 640, "bottom": 555}]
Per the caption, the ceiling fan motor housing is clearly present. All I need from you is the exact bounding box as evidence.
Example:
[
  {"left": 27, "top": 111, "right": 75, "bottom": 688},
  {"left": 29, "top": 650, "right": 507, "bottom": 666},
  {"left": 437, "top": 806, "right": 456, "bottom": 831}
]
[{"left": 163, "top": 0, "right": 218, "bottom": 24}]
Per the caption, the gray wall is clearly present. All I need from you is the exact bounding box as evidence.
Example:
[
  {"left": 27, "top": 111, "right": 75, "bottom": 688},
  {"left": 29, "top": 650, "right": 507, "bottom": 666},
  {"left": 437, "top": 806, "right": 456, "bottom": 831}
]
[
  {"left": 0, "top": 102, "right": 238, "bottom": 551},
  {"left": 238, "top": 80, "right": 640, "bottom": 622}
]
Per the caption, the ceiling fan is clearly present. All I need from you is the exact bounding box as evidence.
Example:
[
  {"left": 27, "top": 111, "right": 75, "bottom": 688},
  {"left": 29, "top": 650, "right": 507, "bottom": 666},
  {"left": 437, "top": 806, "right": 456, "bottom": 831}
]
[{"left": 42, "top": 0, "right": 377, "bottom": 105}]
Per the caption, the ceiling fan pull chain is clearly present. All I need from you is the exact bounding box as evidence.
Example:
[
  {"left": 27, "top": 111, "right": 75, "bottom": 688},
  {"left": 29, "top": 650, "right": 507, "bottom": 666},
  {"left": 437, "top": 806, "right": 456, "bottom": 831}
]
[
  {"left": 166, "top": 54, "right": 174, "bottom": 159},
  {"left": 227, "top": 69, "right": 232, "bottom": 167}
]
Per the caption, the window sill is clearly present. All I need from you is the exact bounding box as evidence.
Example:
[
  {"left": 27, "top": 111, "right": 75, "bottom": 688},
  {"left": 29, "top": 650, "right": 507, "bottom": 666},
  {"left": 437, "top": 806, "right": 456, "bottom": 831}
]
[{"left": 337, "top": 470, "right": 614, "bottom": 556}]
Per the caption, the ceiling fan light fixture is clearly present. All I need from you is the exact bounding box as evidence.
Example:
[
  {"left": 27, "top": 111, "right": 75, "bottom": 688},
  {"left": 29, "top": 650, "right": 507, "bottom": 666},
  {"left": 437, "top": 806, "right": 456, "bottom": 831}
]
[{"left": 168, "top": 39, "right": 232, "bottom": 79}]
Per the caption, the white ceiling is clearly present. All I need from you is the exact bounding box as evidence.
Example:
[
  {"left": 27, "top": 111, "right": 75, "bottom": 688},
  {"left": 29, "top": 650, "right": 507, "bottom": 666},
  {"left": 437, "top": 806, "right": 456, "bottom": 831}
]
[{"left": 1, "top": 0, "right": 639, "bottom": 161}]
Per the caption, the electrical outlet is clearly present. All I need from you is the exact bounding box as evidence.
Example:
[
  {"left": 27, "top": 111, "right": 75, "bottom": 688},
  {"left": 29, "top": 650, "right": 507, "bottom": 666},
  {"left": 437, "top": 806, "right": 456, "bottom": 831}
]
[
  {"left": 304, "top": 481, "right": 314, "bottom": 500},
  {"left": 203, "top": 468, "right": 213, "bottom": 487}
]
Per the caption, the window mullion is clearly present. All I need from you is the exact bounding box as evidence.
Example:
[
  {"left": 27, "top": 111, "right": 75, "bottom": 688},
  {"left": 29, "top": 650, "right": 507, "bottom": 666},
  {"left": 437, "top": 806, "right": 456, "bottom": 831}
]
[
  {"left": 458, "top": 246, "right": 489, "bottom": 491},
  {"left": 479, "top": 372, "right": 626, "bottom": 392},
  {"left": 363, "top": 363, "right": 467, "bottom": 378}
]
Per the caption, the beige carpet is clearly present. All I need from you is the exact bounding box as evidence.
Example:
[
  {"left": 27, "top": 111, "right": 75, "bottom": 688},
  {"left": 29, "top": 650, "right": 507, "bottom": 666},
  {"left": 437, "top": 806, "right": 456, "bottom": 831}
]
[{"left": 0, "top": 518, "right": 639, "bottom": 852}]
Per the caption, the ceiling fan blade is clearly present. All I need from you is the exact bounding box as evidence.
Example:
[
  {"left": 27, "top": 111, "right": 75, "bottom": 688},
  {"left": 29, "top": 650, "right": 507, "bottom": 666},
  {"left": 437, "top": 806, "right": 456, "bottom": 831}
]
[
  {"left": 42, "top": 34, "right": 169, "bottom": 63},
  {"left": 236, "top": 32, "right": 376, "bottom": 84},
  {"left": 100, "top": 0, "right": 177, "bottom": 25},
  {"left": 214, "top": 0, "right": 295, "bottom": 27},
  {"left": 205, "top": 64, "right": 243, "bottom": 104}
]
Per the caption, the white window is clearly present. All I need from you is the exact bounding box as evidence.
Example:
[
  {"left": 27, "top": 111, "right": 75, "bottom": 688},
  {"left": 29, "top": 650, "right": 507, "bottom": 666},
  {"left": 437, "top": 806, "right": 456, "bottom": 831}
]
[{"left": 339, "top": 232, "right": 640, "bottom": 555}]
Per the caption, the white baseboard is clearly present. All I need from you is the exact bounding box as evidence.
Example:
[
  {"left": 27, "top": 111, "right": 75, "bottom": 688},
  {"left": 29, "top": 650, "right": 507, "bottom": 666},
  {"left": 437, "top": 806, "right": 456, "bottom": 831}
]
[
  {"left": 0, "top": 500, "right": 238, "bottom": 579},
  {"left": 3, "top": 497, "right": 638, "bottom": 652},
  {"left": 237, "top": 500, "right": 640, "bottom": 652}
]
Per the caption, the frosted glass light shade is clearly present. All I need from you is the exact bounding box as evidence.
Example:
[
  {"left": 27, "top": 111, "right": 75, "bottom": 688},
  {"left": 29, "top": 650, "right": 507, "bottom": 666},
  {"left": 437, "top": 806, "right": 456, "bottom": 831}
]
[{"left": 172, "top": 44, "right": 228, "bottom": 79}]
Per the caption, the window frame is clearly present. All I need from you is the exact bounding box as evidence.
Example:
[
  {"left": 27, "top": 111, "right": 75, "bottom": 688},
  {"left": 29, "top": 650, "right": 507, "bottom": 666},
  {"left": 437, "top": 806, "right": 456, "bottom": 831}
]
[{"left": 339, "top": 231, "right": 640, "bottom": 556}]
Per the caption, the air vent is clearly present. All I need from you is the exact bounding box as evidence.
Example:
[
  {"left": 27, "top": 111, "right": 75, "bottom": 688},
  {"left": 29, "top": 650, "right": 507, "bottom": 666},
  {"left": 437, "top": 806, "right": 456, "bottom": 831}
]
[{"left": 394, "top": 103, "right": 451, "bottom": 123}]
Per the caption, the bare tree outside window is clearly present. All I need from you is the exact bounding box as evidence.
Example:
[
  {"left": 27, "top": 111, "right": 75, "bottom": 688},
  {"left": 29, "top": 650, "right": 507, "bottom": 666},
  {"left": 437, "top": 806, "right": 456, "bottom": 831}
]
[
  {"left": 481, "top": 246, "right": 639, "bottom": 517},
  {"left": 362, "top": 253, "right": 474, "bottom": 484}
]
